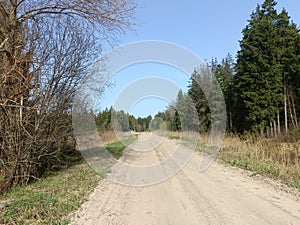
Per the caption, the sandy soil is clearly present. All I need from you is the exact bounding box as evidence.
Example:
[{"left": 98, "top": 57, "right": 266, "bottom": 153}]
[{"left": 70, "top": 133, "right": 300, "bottom": 225}]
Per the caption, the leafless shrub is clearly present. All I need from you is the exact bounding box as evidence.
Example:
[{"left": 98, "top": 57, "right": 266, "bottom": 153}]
[{"left": 0, "top": 0, "right": 136, "bottom": 192}]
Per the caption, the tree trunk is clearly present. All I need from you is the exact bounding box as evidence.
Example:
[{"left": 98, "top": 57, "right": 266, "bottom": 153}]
[
  {"left": 270, "top": 121, "right": 274, "bottom": 138},
  {"left": 284, "top": 85, "right": 288, "bottom": 133},
  {"left": 277, "top": 110, "right": 281, "bottom": 136},
  {"left": 290, "top": 89, "right": 298, "bottom": 129},
  {"left": 273, "top": 120, "right": 277, "bottom": 138}
]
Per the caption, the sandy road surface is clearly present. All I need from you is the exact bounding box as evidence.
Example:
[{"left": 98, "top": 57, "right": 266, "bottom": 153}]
[{"left": 70, "top": 133, "right": 300, "bottom": 225}]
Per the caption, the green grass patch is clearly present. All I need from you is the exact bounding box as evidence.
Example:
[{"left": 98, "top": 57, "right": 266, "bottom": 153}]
[
  {"left": 105, "top": 134, "right": 138, "bottom": 159},
  {"left": 168, "top": 135, "right": 180, "bottom": 140},
  {"left": 0, "top": 134, "right": 138, "bottom": 224},
  {"left": 0, "top": 162, "right": 101, "bottom": 225}
]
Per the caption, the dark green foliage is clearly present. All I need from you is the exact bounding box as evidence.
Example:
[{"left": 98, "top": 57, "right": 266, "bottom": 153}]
[
  {"left": 188, "top": 70, "right": 211, "bottom": 132},
  {"left": 214, "top": 54, "right": 235, "bottom": 132},
  {"left": 173, "top": 110, "right": 181, "bottom": 131},
  {"left": 136, "top": 116, "right": 152, "bottom": 132},
  {"left": 187, "top": 62, "right": 227, "bottom": 133},
  {"left": 235, "top": 0, "right": 281, "bottom": 133},
  {"left": 154, "top": 90, "right": 199, "bottom": 132},
  {"left": 176, "top": 90, "right": 199, "bottom": 131},
  {"left": 129, "top": 115, "right": 137, "bottom": 131},
  {"left": 234, "top": 0, "right": 300, "bottom": 134},
  {"left": 112, "top": 109, "right": 130, "bottom": 132},
  {"left": 277, "top": 9, "right": 300, "bottom": 129},
  {"left": 95, "top": 107, "right": 112, "bottom": 132},
  {"left": 95, "top": 108, "right": 152, "bottom": 133},
  {"left": 154, "top": 111, "right": 176, "bottom": 131}
]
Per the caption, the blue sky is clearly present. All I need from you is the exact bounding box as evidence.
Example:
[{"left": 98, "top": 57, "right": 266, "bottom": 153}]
[{"left": 98, "top": 0, "right": 300, "bottom": 118}]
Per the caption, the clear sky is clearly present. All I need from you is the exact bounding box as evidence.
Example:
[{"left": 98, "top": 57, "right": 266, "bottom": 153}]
[{"left": 98, "top": 0, "right": 300, "bottom": 118}]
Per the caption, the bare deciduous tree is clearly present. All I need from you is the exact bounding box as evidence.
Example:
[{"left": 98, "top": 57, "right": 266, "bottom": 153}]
[{"left": 0, "top": 0, "right": 136, "bottom": 192}]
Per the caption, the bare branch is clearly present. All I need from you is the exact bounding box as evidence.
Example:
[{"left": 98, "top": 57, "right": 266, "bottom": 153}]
[{"left": 0, "top": 0, "right": 137, "bottom": 192}]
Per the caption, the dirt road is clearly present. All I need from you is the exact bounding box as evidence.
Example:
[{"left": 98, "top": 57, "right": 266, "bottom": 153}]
[{"left": 70, "top": 133, "right": 300, "bottom": 225}]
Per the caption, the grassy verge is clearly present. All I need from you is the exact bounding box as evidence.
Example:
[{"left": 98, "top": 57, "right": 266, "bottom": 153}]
[
  {"left": 168, "top": 134, "right": 180, "bottom": 140},
  {"left": 166, "top": 131, "right": 206, "bottom": 149},
  {"left": 0, "top": 162, "right": 101, "bottom": 225},
  {"left": 218, "top": 135, "right": 300, "bottom": 190},
  {"left": 166, "top": 131, "right": 300, "bottom": 190},
  {"left": 105, "top": 134, "right": 138, "bottom": 159},
  {"left": 0, "top": 133, "right": 139, "bottom": 225},
  {"left": 98, "top": 130, "right": 120, "bottom": 145}
]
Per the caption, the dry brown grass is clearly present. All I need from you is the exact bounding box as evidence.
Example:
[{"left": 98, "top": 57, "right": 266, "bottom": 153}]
[
  {"left": 98, "top": 131, "right": 136, "bottom": 145},
  {"left": 219, "top": 134, "right": 300, "bottom": 189},
  {"left": 98, "top": 131, "right": 119, "bottom": 145}
]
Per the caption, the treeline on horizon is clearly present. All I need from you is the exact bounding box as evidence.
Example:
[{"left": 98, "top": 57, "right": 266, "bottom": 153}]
[
  {"left": 96, "top": 107, "right": 153, "bottom": 132},
  {"left": 97, "top": 0, "right": 300, "bottom": 137}
]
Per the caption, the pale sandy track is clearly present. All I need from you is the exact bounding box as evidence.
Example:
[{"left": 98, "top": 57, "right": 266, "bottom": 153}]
[{"left": 70, "top": 133, "right": 300, "bottom": 225}]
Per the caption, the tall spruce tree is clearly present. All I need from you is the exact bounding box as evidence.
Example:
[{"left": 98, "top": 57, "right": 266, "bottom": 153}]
[
  {"left": 214, "top": 54, "right": 235, "bottom": 132},
  {"left": 276, "top": 9, "right": 300, "bottom": 131},
  {"left": 176, "top": 90, "right": 199, "bottom": 131},
  {"left": 235, "top": 0, "right": 283, "bottom": 134},
  {"left": 188, "top": 69, "right": 211, "bottom": 132},
  {"left": 173, "top": 110, "right": 182, "bottom": 131}
]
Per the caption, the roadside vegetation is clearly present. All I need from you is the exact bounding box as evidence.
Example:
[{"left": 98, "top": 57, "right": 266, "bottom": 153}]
[
  {"left": 0, "top": 162, "right": 101, "bottom": 225},
  {"left": 1, "top": 0, "right": 300, "bottom": 222},
  {"left": 0, "top": 0, "right": 137, "bottom": 193},
  {"left": 0, "top": 133, "right": 137, "bottom": 224},
  {"left": 105, "top": 134, "right": 138, "bottom": 159},
  {"left": 219, "top": 133, "right": 300, "bottom": 189},
  {"left": 167, "top": 131, "right": 300, "bottom": 190}
]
